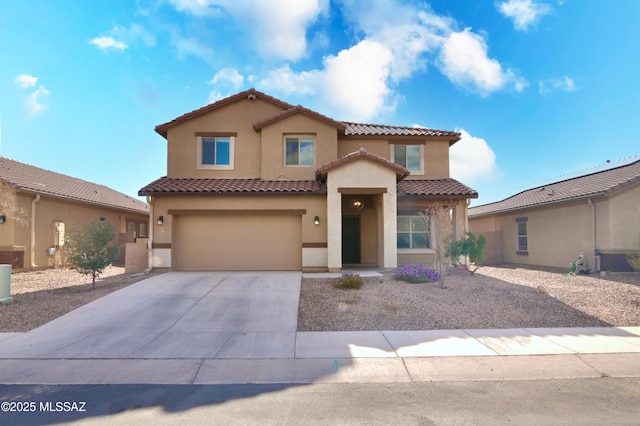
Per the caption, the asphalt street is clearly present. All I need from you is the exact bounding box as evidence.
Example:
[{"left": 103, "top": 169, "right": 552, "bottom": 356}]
[{"left": 2, "top": 379, "right": 640, "bottom": 425}]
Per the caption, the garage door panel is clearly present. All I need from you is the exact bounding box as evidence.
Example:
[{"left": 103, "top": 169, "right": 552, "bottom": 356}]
[{"left": 174, "top": 216, "right": 301, "bottom": 271}]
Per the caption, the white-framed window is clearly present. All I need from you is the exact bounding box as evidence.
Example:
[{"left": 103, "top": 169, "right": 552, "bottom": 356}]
[
  {"left": 196, "top": 136, "right": 234, "bottom": 170},
  {"left": 397, "top": 215, "right": 431, "bottom": 250},
  {"left": 285, "top": 136, "right": 314, "bottom": 166},
  {"left": 391, "top": 144, "right": 424, "bottom": 174},
  {"left": 516, "top": 217, "right": 528, "bottom": 254}
]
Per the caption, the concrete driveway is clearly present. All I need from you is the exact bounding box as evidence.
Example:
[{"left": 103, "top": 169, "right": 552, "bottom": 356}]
[{"left": 0, "top": 271, "right": 302, "bottom": 359}]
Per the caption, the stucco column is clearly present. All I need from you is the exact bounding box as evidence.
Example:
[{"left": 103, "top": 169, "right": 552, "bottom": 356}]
[
  {"left": 327, "top": 186, "right": 342, "bottom": 272},
  {"left": 382, "top": 190, "right": 397, "bottom": 269}
]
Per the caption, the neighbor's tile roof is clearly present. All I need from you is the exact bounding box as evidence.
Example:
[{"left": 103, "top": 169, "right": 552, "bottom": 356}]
[
  {"left": 139, "top": 177, "right": 325, "bottom": 195},
  {"left": 0, "top": 157, "right": 149, "bottom": 214},
  {"left": 469, "top": 158, "right": 640, "bottom": 217},
  {"left": 317, "top": 148, "right": 410, "bottom": 180},
  {"left": 398, "top": 179, "right": 478, "bottom": 198}
]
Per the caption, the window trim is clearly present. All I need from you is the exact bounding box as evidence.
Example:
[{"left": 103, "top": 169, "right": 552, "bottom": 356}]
[
  {"left": 284, "top": 135, "right": 315, "bottom": 167},
  {"left": 196, "top": 135, "right": 235, "bottom": 170},
  {"left": 397, "top": 214, "right": 433, "bottom": 253},
  {"left": 516, "top": 217, "right": 528, "bottom": 255},
  {"left": 390, "top": 144, "right": 424, "bottom": 175}
]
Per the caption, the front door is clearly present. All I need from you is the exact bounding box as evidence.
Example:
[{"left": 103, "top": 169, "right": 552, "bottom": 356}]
[{"left": 342, "top": 215, "right": 361, "bottom": 264}]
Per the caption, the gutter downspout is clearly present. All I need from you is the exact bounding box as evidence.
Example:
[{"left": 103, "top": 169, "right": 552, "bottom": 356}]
[
  {"left": 588, "top": 198, "right": 598, "bottom": 272},
  {"left": 30, "top": 194, "right": 40, "bottom": 268}
]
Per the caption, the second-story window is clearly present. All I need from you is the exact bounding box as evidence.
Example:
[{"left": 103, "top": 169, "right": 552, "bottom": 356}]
[
  {"left": 197, "top": 135, "right": 234, "bottom": 170},
  {"left": 391, "top": 144, "right": 424, "bottom": 174},
  {"left": 285, "top": 136, "right": 314, "bottom": 166}
]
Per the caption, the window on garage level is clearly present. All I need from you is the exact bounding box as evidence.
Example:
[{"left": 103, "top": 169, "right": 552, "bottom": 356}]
[
  {"left": 516, "top": 217, "right": 528, "bottom": 255},
  {"left": 397, "top": 215, "right": 431, "bottom": 250}
]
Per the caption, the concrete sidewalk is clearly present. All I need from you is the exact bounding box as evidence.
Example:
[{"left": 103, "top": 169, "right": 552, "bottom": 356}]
[{"left": 0, "top": 271, "right": 639, "bottom": 385}]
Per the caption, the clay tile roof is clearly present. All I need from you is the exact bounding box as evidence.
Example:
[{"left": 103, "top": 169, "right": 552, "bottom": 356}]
[
  {"left": 0, "top": 157, "right": 149, "bottom": 214},
  {"left": 397, "top": 179, "right": 479, "bottom": 198},
  {"left": 469, "top": 157, "right": 640, "bottom": 217},
  {"left": 253, "top": 105, "right": 347, "bottom": 131},
  {"left": 343, "top": 122, "right": 461, "bottom": 144},
  {"left": 138, "top": 177, "right": 325, "bottom": 195},
  {"left": 155, "top": 88, "right": 294, "bottom": 138},
  {"left": 317, "top": 147, "right": 410, "bottom": 180}
]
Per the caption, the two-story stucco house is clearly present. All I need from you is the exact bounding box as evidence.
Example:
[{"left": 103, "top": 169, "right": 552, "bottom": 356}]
[{"left": 139, "top": 89, "right": 477, "bottom": 272}]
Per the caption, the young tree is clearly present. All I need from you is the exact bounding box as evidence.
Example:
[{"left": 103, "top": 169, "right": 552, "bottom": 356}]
[
  {"left": 420, "top": 203, "right": 455, "bottom": 288},
  {"left": 67, "top": 220, "right": 120, "bottom": 289},
  {"left": 449, "top": 231, "right": 487, "bottom": 275}
]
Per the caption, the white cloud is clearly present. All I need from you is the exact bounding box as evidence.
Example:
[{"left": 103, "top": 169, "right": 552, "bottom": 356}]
[
  {"left": 497, "top": 0, "right": 551, "bottom": 31},
  {"left": 207, "top": 68, "right": 245, "bottom": 102},
  {"left": 538, "top": 76, "right": 576, "bottom": 95},
  {"left": 25, "top": 86, "right": 50, "bottom": 117},
  {"left": 449, "top": 129, "right": 497, "bottom": 183},
  {"left": 14, "top": 74, "right": 38, "bottom": 88},
  {"left": 261, "top": 40, "right": 395, "bottom": 121},
  {"left": 172, "top": 34, "right": 215, "bottom": 64},
  {"left": 437, "top": 28, "right": 527, "bottom": 96},
  {"left": 89, "top": 36, "right": 128, "bottom": 51},
  {"left": 167, "top": 0, "right": 328, "bottom": 61}
]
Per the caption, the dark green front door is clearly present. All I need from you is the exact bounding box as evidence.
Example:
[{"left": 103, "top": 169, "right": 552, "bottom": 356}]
[{"left": 342, "top": 216, "right": 361, "bottom": 264}]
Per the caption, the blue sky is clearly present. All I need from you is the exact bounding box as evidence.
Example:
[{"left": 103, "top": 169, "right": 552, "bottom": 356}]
[{"left": 0, "top": 0, "right": 638, "bottom": 206}]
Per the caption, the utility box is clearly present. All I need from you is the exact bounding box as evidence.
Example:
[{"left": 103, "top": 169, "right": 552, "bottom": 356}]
[{"left": 53, "top": 221, "right": 65, "bottom": 246}]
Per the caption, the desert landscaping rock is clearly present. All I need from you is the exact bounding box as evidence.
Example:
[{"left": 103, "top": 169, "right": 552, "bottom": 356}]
[{"left": 298, "top": 267, "right": 640, "bottom": 331}]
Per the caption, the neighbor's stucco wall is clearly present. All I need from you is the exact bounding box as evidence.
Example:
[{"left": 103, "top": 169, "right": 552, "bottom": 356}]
[
  {"left": 6, "top": 193, "right": 147, "bottom": 270},
  {"left": 607, "top": 184, "right": 640, "bottom": 250}
]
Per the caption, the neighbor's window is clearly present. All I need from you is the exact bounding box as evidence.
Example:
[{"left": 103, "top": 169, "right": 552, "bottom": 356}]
[
  {"left": 285, "top": 136, "right": 314, "bottom": 166},
  {"left": 397, "top": 215, "right": 431, "bottom": 249},
  {"left": 197, "top": 136, "right": 234, "bottom": 170},
  {"left": 391, "top": 144, "right": 423, "bottom": 174},
  {"left": 517, "top": 217, "right": 528, "bottom": 254}
]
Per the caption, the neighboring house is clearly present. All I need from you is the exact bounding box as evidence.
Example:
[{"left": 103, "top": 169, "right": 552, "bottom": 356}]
[
  {"left": 0, "top": 157, "right": 149, "bottom": 270},
  {"left": 469, "top": 157, "right": 640, "bottom": 272},
  {"left": 139, "top": 88, "right": 477, "bottom": 272}
]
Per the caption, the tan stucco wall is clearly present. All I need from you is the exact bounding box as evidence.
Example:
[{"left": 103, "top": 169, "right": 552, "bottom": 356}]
[
  {"left": 337, "top": 138, "right": 450, "bottom": 179},
  {"left": 259, "top": 114, "right": 339, "bottom": 180},
  {"left": 5, "top": 193, "right": 148, "bottom": 270},
  {"left": 607, "top": 184, "right": 640, "bottom": 249},
  {"left": 151, "top": 194, "right": 326, "bottom": 269},
  {"left": 165, "top": 97, "right": 284, "bottom": 178}
]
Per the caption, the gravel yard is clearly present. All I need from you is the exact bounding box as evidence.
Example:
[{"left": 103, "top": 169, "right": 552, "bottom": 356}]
[
  {"left": 0, "top": 267, "right": 164, "bottom": 332},
  {"left": 1, "top": 265, "right": 639, "bottom": 333},
  {"left": 297, "top": 266, "right": 640, "bottom": 331}
]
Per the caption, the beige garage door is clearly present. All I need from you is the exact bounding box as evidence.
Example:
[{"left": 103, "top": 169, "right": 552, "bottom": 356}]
[{"left": 173, "top": 215, "right": 301, "bottom": 271}]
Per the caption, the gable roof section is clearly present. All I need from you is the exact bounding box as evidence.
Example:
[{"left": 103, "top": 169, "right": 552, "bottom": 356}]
[
  {"left": 155, "top": 88, "right": 294, "bottom": 138},
  {"left": 253, "top": 105, "right": 347, "bottom": 131},
  {"left": 0, "top": 157, "right": 149, "bottom": 214},
  {"left": 139, "top": 177, "right": 324, "bottom": 195},
  {"left": 469, "top": 158, "right": 640, "bottom": 217},
  {"left": 317, "top": 148, "right": 410, "bottom": 181},
  {"left": 398, "top": 179, "right": 478, "bottom": 198}
]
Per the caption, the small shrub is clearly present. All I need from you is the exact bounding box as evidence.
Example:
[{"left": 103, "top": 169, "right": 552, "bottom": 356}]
[
  {"left": 393, "top": 264, "right": 438, "bottom": 283},
  {"left": 333, "top": 273, "right": 364, "bottom": 289}
]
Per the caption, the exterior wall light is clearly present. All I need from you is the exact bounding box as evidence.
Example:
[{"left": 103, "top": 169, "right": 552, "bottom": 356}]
[
  {"left": 0, "top": 214, "right": 5, "bottom": 224},
  {"left": 314, "top": 215, "right": 320, "bottom": 226},
  {"left": 157, "top": 216, "right": 164, "bottom": 226},
  {"left": 352, "top": 199, "right": 364, "bottom": 210}
]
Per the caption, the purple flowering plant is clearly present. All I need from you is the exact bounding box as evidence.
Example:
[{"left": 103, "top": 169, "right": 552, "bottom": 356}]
[{"left": 393, "top": 264, "right": 438, "bottom": 283}]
